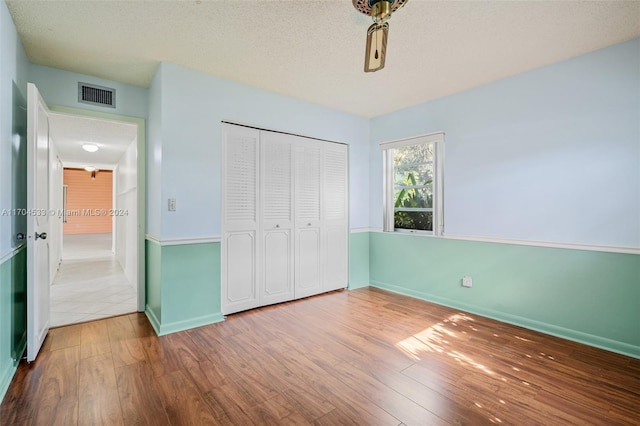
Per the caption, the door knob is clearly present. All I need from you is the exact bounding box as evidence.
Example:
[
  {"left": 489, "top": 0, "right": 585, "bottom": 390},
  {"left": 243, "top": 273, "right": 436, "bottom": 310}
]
[
  {"left": 35, "top": 232, "right": 47, "bottom": 240},
  {"left": 307, "top": 223, "right": 311, "bottom": 226},
  {"left": 275, "top": 224, "right": 280, "bottom": 228},
  {"left": 16, "top": 233, "right": 25, "bottom": 241}
]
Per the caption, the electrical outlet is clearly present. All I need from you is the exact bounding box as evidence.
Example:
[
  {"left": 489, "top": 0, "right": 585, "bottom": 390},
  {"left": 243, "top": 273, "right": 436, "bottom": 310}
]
[
  {"left": 168, "top": 198, "right": 176, "bottom": 211},
  {"left": 462, "top": 276, "right": 473, "bottom": 288}
]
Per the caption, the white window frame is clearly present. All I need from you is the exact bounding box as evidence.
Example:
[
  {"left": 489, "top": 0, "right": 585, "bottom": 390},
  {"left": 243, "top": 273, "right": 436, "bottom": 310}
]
[{"left": 381, "top": 132, "right": 444, "bottom": 236}]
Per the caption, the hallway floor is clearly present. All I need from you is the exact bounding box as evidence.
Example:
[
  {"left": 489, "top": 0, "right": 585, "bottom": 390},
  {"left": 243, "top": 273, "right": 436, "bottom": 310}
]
[{"left": 50, "top": 233, "right": 137, "bottom": 327}]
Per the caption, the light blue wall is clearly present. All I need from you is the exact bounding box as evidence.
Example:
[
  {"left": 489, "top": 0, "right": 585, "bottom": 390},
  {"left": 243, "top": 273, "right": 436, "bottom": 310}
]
[
  {"left": 154, "top": 62, "right": 370, "bottom": 240},
  {"left": 371, "top": 39, "right": 640, "bottom": 248},
  {"left": 146, "top": 66, "right": 163, "bottom": 238},
  {"left": 0, "top": 0, "right": 28, "bottom": 403},
  {"left": 28, "top": 64, "right": 149, "bottom": 119},
  {"left": 144, "top": 61, "right": 371, "bottom": 333}
]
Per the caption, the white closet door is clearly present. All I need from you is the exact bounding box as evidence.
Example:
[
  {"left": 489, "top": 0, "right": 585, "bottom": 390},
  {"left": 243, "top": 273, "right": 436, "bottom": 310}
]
[
  {"left": 294, "top": 137, "right": 323, "bottom": 299},
  {"left": 322, "top": 143, "right": 349, "bottom": 292},
  {"left": 221, "top": 124, "right": 260, "bottom": 315},
  {"left": 260, "top": 132, "right": 295, "bottom": 306}
]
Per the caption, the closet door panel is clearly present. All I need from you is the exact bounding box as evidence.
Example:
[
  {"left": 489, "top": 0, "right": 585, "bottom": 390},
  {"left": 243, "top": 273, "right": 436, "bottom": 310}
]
[
  {"left": 324, "top": 226, "right": 348, "bottom": 291},
  {"left": 260, "top": 132, "right": 294, "bottom": 305},
  {"left": 262, "top": 133, "right": 293, "bottom": 228},
  {"left": 295, "top": 140, "right": 321, "bottom": 225},
  {"left": 296, "top": 228, "right": 321, "bottom": 297},
  {"left": 322, "top": 143, "right": 349, "bottom": 292},
  {"left": 323, "top": 145, "right": 348, "bottom": 222},
  {"left": 223, "top": 124, "right": 349, "bottom": 312},
  {"left": 223, "top": 127, "right": 259, "bottom": 231},
  {"left": 222, "top": 124, "right": 260, "bottom": 315},
  {"left": 294, "top": 138, "right": 322, "bottom": 298},
  {"left": 263, "top": 229, "right": 291, "bottom": 299},
  {"left": 225, "top": 231, "right": 257, "bottom": 304}
]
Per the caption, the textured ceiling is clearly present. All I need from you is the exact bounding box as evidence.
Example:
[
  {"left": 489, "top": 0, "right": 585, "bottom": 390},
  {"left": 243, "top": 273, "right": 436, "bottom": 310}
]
[
  {"left": 7, "top": 0, "right": 640, "bottom": 118},
  {"left": 49, "top": 112, "right": 137, "bottom": 168}
]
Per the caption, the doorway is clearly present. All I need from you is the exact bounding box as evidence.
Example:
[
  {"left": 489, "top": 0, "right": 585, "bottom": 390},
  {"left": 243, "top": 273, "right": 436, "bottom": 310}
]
[{"left": 48, "top": 112, "right": 139, "bottom": 327}]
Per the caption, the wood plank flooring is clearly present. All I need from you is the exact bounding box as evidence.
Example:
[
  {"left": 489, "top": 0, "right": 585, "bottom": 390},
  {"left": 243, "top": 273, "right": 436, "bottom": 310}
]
[{"left": 2, "top": 287, "right": 639, "bottom": 425}]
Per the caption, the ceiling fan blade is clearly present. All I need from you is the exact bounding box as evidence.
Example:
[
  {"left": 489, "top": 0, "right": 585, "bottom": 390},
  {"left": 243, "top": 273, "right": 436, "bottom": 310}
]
[{"left": 364, "top": 22, "right": 388, "bottom": 72}]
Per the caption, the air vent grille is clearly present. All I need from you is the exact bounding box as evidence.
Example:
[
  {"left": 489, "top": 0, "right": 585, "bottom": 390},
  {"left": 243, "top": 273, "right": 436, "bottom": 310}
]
[{"left": 78, "top": 82, "right": 116, "bottom": 108}]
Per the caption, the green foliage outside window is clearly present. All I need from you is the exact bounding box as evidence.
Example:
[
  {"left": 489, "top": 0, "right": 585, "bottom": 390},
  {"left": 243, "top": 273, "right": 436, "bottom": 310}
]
[{"left": 393, "top": 144, "right": 434, "bottom": 231}]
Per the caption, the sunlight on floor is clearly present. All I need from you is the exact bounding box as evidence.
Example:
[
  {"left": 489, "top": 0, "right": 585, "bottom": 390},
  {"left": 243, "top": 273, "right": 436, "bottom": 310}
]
[
  {"left": 447, "top": 350, "right": 494, "bottom": 375},
  {"left": 396, "top": 312, "right": 505, "bottom": 423},
  {"left": 396, "top": 313, "right": 477, "bottom": 361}
]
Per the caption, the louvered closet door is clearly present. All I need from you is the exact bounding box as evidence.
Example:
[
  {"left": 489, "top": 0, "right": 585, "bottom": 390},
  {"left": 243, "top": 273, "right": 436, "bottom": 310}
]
[
  {"left": 322, "top": 143, "right": 349, "bottom": 292},
  {"left": 221, "top": 124, "right": 260, "bottom": 315},
  {"left": 260, "top": 132, "right": 295, "bottom": 306},
  {"left": 294, "top": 137, "right": 323, "bottom": 299}
]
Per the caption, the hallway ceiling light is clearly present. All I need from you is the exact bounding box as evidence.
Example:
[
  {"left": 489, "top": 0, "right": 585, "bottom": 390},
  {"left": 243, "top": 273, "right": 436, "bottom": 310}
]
[
  {"left": 352, "top": 0, "right": 409, "bottom": 72},
  {"left": 82, "top": 143, "right": 99, "bottom": 152}
]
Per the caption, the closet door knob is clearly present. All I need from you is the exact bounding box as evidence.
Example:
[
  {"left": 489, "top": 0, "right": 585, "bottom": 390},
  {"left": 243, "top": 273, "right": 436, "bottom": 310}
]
[
  {"left": 307, "top": 223, "right": 311, "bottom": 226},
  {"left": 275, "top": 224, "right": 280, "bottom": 228}
]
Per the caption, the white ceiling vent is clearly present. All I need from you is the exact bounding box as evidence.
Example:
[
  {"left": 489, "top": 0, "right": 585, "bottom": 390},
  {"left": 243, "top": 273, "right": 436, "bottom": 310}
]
[{"left": 78, "top": 82, "right": 116, "bottom": 108}]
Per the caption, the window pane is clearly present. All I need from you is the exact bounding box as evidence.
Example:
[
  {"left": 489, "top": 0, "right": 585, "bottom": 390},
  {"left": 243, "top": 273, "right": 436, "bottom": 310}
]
[
  {"left": 394, "top": 162, "right": 433, "bottom": 187},
  {"left": 394, "top": 211, "right": 433, "bottom": 231},
  {"left": 382, "top": 134, "right": 441, "bottom": 235},
  {"left": 393, "top": 187, "right": 433, "bottom": 209},
  {"left": 394, "top": 144, "right": 433, "bottom": 169},
  {"left": 393, "top": 144, "right": 434, "bottom": 220}
]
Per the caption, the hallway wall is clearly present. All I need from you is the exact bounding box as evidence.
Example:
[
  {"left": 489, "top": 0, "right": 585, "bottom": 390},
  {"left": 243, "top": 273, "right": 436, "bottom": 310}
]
[{"left": 115, "top": 140, "right": 137, "bottom": 289}]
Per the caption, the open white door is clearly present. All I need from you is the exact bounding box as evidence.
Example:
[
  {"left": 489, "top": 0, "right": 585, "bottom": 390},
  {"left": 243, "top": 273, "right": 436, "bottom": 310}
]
[{"left": 26, "top": 83, "right": 51, "bottom": 362}]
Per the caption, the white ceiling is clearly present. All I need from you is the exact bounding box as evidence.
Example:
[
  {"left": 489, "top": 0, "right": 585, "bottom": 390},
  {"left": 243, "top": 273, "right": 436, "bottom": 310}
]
[
  {"left": 49, "top": 112, "right": 137, "bottom": 169},
  {"left": 7, "top": 1, "right": 640, "bottom": 118}
]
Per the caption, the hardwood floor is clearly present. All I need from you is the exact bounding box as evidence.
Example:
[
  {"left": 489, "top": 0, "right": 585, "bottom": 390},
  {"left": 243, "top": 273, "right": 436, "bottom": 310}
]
[{"left": 2, "top": 287, "right": 639, "bottom": 425}]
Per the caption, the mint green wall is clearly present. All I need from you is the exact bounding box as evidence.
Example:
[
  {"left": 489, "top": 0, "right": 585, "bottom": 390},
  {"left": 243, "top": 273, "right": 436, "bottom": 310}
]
[
  {"left": 349, "top": 232, "right": 370, "bottom": 289},
  {"left": 145, "top": 239, "right": 223, "bottom": 335},
  {"left": 145, "top": 240, "right": 162, "bottom": 325},
  {"left": 0, "top": 248, "right": 26, "bottom": 403},
  {"left": 161, "top": 242, "right": 222, "bottom": 332},
  {"left": 370, "top": 232, "right": 640, "bottom": 357}
]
